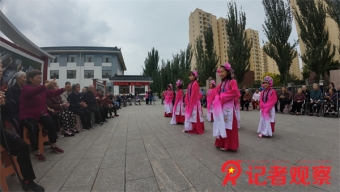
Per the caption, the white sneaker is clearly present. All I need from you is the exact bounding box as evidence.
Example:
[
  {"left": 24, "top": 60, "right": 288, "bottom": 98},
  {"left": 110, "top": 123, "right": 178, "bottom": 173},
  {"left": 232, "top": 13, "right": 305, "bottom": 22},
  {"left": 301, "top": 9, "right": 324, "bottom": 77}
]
[{"left": 57, "top": 134, "right": 64, "bottom": 138}]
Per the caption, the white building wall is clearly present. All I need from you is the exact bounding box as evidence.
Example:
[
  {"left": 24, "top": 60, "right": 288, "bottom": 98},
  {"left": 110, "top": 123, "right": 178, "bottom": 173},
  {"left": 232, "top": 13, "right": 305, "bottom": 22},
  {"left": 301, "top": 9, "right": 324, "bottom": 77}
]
[{"left": 48, "top": 62, "right": 106, "bottom": 89}]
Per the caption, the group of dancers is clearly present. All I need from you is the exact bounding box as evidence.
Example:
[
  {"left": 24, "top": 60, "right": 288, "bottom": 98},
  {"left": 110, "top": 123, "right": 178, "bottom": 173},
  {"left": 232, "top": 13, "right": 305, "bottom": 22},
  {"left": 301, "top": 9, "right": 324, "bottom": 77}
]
[{"left": 163, "top": 62, "right": 277, "bottom": 151}]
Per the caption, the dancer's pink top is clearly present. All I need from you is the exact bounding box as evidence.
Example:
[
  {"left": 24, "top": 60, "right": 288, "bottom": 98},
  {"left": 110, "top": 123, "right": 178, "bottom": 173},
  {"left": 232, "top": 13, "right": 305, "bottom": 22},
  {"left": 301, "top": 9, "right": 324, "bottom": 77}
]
[
  {"left": 185, "top": 80, "right": 200, "bottom": 119},
  {"left": 164, "top": 90, "right": 174, "bottom": 105},
  {"left": 173, "top": 89, "right": 183, "bottom": 110},
  {"left": 260, "top": 88, "right": 277, "bottom": 119},
  {"left": 207, "top": 88, "right": 218, "bottom": 111},
  {"left": 215, "top": 79, "right": 240, "bottom": 105}
]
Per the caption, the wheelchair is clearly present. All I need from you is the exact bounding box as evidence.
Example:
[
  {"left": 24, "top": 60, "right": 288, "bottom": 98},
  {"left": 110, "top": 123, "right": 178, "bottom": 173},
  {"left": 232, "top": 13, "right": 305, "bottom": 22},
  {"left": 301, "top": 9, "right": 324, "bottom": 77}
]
[{"left": 322, "top": 100, "right": 339, "bottom": 117}]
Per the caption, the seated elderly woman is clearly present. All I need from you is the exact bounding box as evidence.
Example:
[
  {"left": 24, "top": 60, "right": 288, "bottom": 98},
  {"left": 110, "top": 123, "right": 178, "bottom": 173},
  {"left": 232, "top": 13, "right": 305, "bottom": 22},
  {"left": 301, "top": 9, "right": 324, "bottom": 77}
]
[
  {"left": 46, "top": 83, "right": 78, "bottom": 137},
  {"left": 20, "top": 70, "right": 72, "bottom": 162},
  {"left": 290, "top": 88, "right": 306, "bottom": 115},
  {"left": 324, "top": 88, "right": 337, "bottom": 113}
]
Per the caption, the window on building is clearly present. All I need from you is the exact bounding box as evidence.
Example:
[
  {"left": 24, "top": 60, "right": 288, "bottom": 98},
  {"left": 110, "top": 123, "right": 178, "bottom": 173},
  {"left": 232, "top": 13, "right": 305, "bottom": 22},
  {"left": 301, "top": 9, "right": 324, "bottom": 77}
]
[
  {"left": 51, "top": 56, "right": 59, "bottom": 63},
  {"left": 200, "top": 21, "right": 202, "bottom": 24},
  {"left": 102, "top": 70, "right": 111, "bottom": 78},
  {"left": 200, "top": 26, "right": 202, "bottom": 28},
  {"left": 84, "top": 70, "right": 94, "bottom": 79},
  {"left": 68, "top": 55, "right": 77, "bottom": 62},
  {"left": 50, "top": 70, "right": 59, "bottom": 79},
  {"left": 199, "top": 12, "right": 201, "bottom": 14},
  {"left": 134, "top": 86, "right": 145, "bottom": 95},
  {"left": 85, "top": 55, "right": 94, "bottom": 62},
  {"left": 103, "top": 56, "right": 111, "bottom": 63},
  {"left": 67, "top": 70, "right": 76, "bottom": 79},
  {"left": 119, "top": 86, "right": 130, "bottom": 94}
]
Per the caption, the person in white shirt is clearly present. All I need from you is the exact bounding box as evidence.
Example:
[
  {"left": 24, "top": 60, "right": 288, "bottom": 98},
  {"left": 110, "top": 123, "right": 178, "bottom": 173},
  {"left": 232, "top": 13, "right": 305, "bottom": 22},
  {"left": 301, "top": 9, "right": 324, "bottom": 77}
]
[{"left": 252, "top": 89, "right": 261, "bottom": 110}]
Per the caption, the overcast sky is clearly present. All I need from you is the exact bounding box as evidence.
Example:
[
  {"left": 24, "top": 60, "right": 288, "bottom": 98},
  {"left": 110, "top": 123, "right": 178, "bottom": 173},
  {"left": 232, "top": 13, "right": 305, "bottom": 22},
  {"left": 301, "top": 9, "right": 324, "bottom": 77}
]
[{"left": 0, "top": 0, "right": 300, "bottom": 75}]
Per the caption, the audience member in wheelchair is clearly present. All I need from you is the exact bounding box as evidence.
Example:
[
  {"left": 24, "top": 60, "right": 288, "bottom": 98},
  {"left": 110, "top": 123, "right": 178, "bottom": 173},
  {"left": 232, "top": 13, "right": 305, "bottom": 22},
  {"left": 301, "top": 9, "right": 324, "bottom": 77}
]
[
  {"left": 290, "top": 88, "right": 306, "bottom": 115},
  {"left": 308, "top": 83, "right": 322, "bottom": 116},
  {"left": 278, "top": 86, "right": 291, "bottom": 113},
  {"left": 324, "top": 88, "right": 337, "bottom": 114}
]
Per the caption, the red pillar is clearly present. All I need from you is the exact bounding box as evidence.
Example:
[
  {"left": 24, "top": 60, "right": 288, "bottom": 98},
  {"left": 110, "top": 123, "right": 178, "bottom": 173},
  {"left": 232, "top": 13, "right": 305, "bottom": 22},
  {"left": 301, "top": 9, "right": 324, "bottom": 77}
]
[
  {"left": 42, "top": 57, "right": 48, "bottom": 81},
  {"left": 93, "top": 79, "right": 97, "bottom": 89}
]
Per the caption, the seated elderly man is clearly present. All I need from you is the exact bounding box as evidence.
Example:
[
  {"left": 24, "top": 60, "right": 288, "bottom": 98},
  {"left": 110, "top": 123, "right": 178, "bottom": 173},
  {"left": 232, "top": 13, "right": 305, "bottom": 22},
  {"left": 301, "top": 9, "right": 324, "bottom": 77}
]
[
  {"left": 308, "top": 83, "right": 322, "bottom": 116},
  {"left": 82, "top": 85, "right": 105, "bottom": 124}
]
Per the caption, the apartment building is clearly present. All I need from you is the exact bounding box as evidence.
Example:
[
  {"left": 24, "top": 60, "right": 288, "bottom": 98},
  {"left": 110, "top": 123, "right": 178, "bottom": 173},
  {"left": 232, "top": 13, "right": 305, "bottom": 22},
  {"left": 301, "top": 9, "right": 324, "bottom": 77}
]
[
  {"left": 261, "top": 47, "right": 302, "bottom": 79},
  {"left": 189, "top": 8, "right": 219, "bottom": 70},
  {"left": 245, "top": 29, "right": 262, "bottom": 80},
  {"left": 189, "top": 8, "right": 262, "bottom": 81}
]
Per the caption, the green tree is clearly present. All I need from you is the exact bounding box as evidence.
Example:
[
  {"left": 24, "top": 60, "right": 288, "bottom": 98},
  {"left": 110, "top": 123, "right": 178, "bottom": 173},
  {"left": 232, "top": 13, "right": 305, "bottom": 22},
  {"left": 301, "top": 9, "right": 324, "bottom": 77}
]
[
  {"left": 225, "top": 1, "right": 252, "bottom": 84},
  {"left": 325, "top": 0, "right": 340, "bottom": 54},
  {"left": 261, "top": 72, "right": 281, "bottom": 86},
  {"left": 293, "top": 0, "right": 339, "bottom": 80},
  {"left": 301, "top": 65, "right": 310, "bottom": 82},
  {"left": 262, "top": 0, "right": 298, "bottom": 84},
  {"left": 195, "top": 26, "right": 219, "bottom": 85},
  {"left": 142, "top": 48, "right": 160, "bottom": 91}
]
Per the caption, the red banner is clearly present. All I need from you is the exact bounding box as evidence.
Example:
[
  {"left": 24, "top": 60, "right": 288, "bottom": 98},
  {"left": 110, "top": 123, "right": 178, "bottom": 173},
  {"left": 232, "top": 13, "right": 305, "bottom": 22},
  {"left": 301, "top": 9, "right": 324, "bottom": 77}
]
[{"left": 113, "top": 82, "right": 150, "bottom": 86}]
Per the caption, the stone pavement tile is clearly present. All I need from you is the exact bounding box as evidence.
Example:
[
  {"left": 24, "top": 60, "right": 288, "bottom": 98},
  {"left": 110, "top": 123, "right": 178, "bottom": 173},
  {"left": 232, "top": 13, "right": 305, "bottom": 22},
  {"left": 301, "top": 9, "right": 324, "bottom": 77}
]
[
  {"left": 181, "top": 164, "right": 224, "bottom": 192},
  {"left": 106, "top": 144, "right": 126, "bottom": 154},
  {"left": 126, "top": 153, "right": 154, "bottom": 181},
  {"left": 32, "top": 160, "right": 58, "bottom": 181},
  {"left": 60, "top": 186, "right": 92, "bottom": 192},
  {"left": 145, "top": 143, "right": 171, "bottom": 161},
  {"left": 108, "top": 138, "right": 127, "bottom": 148},
  {"left": 142, "top": 136, "right": 162, "bottom": 145},
  {"left": 82, "top": 146, "right": 107, "bottom": 159},
  {"left": 92, "top": 167, "right": 125, "bottom": 191},
  {"left": 62, "top": 172, "right": 97, "bottom": 188},
  {"left": 71, "top": 158, "right": 102, "bottom": 175},
  {"left": 38, "top": 173, "right": 73, "bottom": 192},
  {"left": 228, "top": 172, "right": 276, "bottom": 192},
  {"left": 180, "top": 187, "right": 198, "bottom": 192},
  {"left": 150, "top": 159, "right": 193, "bottom": 191},
  {"left": 127, "top": 132, "right": 142, "bottom": 141},
  {"left": 126, "top": 139, "right": 146, "bottom": 154},
  {"left": 101, "top": 154, "right": 125, "bottom": 168},
  {"left": 126, "top": 176, "right": 160, "bottom": 192},
  {"left": 156, "top": 136, "right": 183, "bottom": 149}
]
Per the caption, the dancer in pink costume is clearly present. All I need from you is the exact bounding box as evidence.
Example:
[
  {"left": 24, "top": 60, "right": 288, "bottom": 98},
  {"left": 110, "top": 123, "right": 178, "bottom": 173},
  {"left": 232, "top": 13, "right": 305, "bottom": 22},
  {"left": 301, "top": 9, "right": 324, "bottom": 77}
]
[
  {"left": 164, "top": 84, "right": 174, "bottom": 117},
  {"left": 206, "top": 80, "right": 217, "bottom": 122},
  {"left": 170, "top": 80, "right": 185, "bottom": 124},
  {"left": 257, "top": 76, "right": 277, "bottom": 137},
  {"left": 213, "top": 63, "right": 240, "bottom": 151},
  {"left": 183, "top": 70, "right": 204, "bottom": 134}
]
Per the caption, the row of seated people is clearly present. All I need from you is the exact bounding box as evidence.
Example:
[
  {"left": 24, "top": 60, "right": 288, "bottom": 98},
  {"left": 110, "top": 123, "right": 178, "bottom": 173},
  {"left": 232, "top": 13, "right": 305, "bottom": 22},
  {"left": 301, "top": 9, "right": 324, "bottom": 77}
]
[
  {"left": 278, "top": 83, "right": 339, "bottom": 116},
  {"left": 0, "top": 67, "right": 119, "bottom": 191}
]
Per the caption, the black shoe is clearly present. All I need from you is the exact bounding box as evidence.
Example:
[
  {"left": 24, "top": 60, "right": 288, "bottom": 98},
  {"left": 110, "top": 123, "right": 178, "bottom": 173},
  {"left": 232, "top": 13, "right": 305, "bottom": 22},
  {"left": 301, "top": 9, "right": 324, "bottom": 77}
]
[{"left": 22, "top": 180, "right": 45, "bottom": 192}]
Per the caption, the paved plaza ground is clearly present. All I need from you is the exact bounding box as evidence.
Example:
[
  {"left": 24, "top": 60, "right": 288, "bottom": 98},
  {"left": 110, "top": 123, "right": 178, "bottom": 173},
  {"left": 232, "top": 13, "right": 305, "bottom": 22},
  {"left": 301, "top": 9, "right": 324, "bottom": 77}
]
[{"left": 7, "top": 103, "right": 340, "bottom": 192}]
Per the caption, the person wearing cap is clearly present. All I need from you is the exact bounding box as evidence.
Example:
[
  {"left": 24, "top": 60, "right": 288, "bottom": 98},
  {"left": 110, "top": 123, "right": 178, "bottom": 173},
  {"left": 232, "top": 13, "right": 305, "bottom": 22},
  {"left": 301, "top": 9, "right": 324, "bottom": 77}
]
[
  {"left": 206, "top": 79, "right": 217, "bottom": 122},
  {"left": 257, "top": 76, "right": 277, "bottom": 138},
  {"left": 164, "top": 84, "right": 174, "bottom": 117},
  {"left": 212, "top": 63, "right": 240, "bottom": 151},
  {"left": 183, "top": 70, "right": 205, "bottom": 134},
  {"left": 170, "top": 79, "right": 185, "bottom": 124}
]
